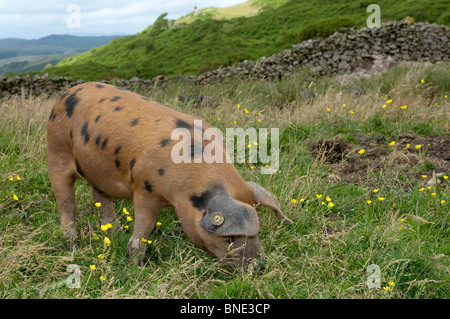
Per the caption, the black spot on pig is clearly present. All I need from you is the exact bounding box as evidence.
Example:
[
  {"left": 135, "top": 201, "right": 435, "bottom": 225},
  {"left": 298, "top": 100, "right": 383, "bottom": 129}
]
[
  {"left": 49, "top": 108, "right": 57, "bottom": 122},
  {"left": 189, "top": 185, "right": 226, "bottom": 211},
  {"left": 115, "top": 158, "right": 121, "bottom": 168},
  {"left": 65, "top": 88, "right": 83, "bottom": 118},
  {"left": 96, "top": 84, "right": 105, "bottom": 88},
  {"left": 110, "top": 96, "right": 121, "bottom": 102},
  {"left": 144, "top": 180, "right": 153, "bottom": 193},
  {"left": 175, "top": 119, "right": 192, "bottom": 130},
  {"left": 130, "top": 118, "right": 139, "bottom": 126},
  {"left": 158, "top": 168, "right": 165, "bottom": 176},
  {"left": 160, "top": 138, "right": 170, "bottom": 147},
  {"left": 81, "top": 121, "right": 90, "bottom": 145},
  {"left": 130, "top": 158, "right": 136, "bottom": 170},
  {"left": 101, "top": 137, "right": 109, "bottom": 149},
  {"left": 95, "top": 135, "right": 102, "bottom": 146},
  {"left": 94, "top": 115, "right": 102, "bottom": 123},
  {"left": 114, "top": 106, "right": 123, "bottom": 111},
  {"left": 114, "top": 145, "right": 122, "bottom": 155}
]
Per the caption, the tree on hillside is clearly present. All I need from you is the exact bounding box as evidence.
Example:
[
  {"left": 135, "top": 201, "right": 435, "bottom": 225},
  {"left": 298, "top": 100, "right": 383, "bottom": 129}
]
[{"left": 150, "top": 13, "right": 169, "bottom": 36}]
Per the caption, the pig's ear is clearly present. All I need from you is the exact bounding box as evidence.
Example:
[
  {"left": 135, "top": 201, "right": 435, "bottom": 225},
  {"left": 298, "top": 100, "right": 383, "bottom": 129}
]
[{"left": 247, "top": 182, "right": 293, "bottom": 224}]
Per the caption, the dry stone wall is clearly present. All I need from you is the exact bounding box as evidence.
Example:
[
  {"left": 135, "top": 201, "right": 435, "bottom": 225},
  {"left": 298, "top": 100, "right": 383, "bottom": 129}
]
[{"left": 1, "top": 21, "right": 448, "bottom": 98}]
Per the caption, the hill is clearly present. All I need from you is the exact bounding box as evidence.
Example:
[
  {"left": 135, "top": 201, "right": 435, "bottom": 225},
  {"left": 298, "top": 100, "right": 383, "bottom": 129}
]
[
  {"left": 44, "top": 0, "right": 449, "bottom": 81},
  {"left": 0, "top": 34, "right": 123, "bottom": 75}
]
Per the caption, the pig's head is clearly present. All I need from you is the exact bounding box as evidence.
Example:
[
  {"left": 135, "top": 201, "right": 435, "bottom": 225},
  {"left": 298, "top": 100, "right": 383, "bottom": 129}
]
[{"left": 196, "top": 182, "right": 292, "bottom": 269}]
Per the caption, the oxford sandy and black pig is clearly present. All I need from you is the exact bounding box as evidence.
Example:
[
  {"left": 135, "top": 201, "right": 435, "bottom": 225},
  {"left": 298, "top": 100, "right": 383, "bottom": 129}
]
[{"left": 46, "top": 82, "right": 292, "bottom": 268}]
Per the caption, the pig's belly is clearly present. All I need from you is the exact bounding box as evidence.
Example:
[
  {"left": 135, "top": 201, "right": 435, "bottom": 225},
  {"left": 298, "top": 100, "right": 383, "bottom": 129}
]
[{"left": 72, "top": 151, "right": 134, "bottom": 200}]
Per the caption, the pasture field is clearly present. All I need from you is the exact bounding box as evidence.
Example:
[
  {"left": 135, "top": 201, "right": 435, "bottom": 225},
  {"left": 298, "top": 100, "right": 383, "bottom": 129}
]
[{"left": 0, "top": 62, "right": 449, "bottom": 298}]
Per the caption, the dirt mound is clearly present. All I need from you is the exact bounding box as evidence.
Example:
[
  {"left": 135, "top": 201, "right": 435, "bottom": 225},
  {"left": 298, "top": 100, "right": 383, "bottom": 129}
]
[{"left": 310, "top": 133, "right": 450, "bottom": 185}]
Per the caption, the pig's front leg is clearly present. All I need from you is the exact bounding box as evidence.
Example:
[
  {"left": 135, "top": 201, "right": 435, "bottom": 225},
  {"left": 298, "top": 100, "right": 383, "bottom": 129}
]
[{"left": 127, "top": 189, "right": 163, "bottom": 266}]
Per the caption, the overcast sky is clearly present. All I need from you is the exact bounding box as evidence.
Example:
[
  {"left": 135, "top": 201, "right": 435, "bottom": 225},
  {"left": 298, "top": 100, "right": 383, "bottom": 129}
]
[{"left": 0, "top": 0, "right": 247, "bottom": 39}]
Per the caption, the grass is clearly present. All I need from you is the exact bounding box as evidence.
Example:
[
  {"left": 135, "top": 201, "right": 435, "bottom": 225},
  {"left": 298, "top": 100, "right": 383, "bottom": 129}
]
[
  {"left": 0, "top": 62, "right": 449, "bottom": 298},
  {"left": 41, "top": 0, "right": 450, "bottom": 81}
]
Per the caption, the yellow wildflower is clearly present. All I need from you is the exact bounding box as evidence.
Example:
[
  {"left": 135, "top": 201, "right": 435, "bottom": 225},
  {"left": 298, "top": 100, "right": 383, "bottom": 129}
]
[
  {"left": 156, "top": 222, "right": 162, "bottom": 226},
  {"left": 328, "top": 202, "right": 335, "bottom": 208},
  {"left": 400, "top": 105, "right": 407, "bottom": 109},
  {"left": 291, "top": 199, "right": 297, "bottom": 204},
  {"left": 104, "top": 237, "right": 111, "bottom": 246},
  {"left": 92, "top": 234, "right": 99, "bottom": 240},
  {"left": 13, "top": 194, "right": 19, "bottom": 201},
  {"left": 100, "top": 276, "right": 106, "bottom": 281},
  {"left": 100, "top": 224, "right": 108, "bottom": 231},
  {"left": 383, "top": 286, "right": 391, "bottom": 291},
  {"left": 126, "top": 216, "right": 133, "bottom": 221},
  {"left": 244, "top": 108, "right": 249, "bottom": 114},
  {"left": 399, "top": 218, "right": 406, "bottom": 222},
  {"left": 89, "top": 265, "right": 96, "bottom": 270},
  {"left": 350, "top": 110, "right": 354, "bottom": 114},
  {"left": 98, "top": 254, "right": 104, "bottom": 260},
  {"left": 443, "top": 175, "right": 448, "bottom": 180},
  {"left": 398, "top": 227, "right": 403, "bottom": 231},
  {"left": 342, "top": 104, "right": 346, "bottom": 107},
  {"left": 123, "top": 208, "right": 129, "bottom": 215},
  {"left": 415, "top": 144, "right": 422, "bottom": 149},
  {"left": 421, "top": 175, "right": 427, "bottom": 179},
  {"left": 419, "top": 188, "right": 425, "bottom": 192},
  {"left": 388, "top": 281, "right": 395, "bottom": 287},
  {"left": 95, "top": 202, "right": 102, "bottom": 208},
  {"left": 258, "top": 119, "right": 261, "bottom": 122},
  {"left": 8, "top": 177, "right": 13, "bottom": 181},
  {"left": 389, "top": 141, "right": 396, "bottom": 146},
  {"left": 382, "top": 104, "right": 387, "bottom": 109},
  {"left": 316, "top": 194, "right": 322, "bottom": 199},
  {"left": 16, "top": 175, "right": 21, "bottom": 180},
  {"left": 367, "top": 200, "right": 372, "bottom": 204},
  {"left": 406, "top": 144, "right": 410, "bottom": 149},
  {"left": 358, "top": 149, "right": 365, "bottom": 154},
  {"left": 386, "top": 99, "right": 393, "bottom": 104},
  {"left": 421, "top": 79, "right": 424, "bottom": 83},
  {"left": 233, "top": 121, "right": 237, "bottom": 124},
  {"left": 299, "top": 198, "right": 305, "bottom": 203},
  {"left": 325, "top": 197, "right": 331, "bottom": 202},
  {"left": 378, "top": 197, "right": 385, "bottom": 201},
  {"left": 431, "top": 193, "right": 436, "bottom": 196},
  {"left": 327, "top": 108, "right": 331, "bottom": 112},
  {"left": 440, "top": 200, "right": 445, "bottom": 204},
  {"left": 142, "top": 238, "right": 147, "bottom": 243},
  {"left": 373, "top": 189, "right": 379, "bottom": 193}
]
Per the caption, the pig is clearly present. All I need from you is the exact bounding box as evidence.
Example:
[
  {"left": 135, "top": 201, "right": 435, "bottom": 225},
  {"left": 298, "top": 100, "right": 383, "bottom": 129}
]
[{"left": 46, "top": 82, "right": 292, "bottom": 268}]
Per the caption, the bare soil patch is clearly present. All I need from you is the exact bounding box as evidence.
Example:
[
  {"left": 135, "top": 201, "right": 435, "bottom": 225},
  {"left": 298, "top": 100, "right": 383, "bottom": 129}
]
[{"left": 310, "top": 133, "right": 450, "bottom": 185}]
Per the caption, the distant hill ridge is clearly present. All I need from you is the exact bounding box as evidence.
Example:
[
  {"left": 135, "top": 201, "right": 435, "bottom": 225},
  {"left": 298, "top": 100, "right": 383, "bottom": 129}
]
[
  {"left": 0, "top": 34, "right": 123, "bottom": 59},
  {"left": 39, "top": 0, "right": 450, "bottom": 81}
]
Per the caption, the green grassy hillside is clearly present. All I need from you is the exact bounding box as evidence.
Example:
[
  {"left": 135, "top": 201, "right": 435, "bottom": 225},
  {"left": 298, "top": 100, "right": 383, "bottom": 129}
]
[{"left": 44, "top": 0, "right": 449, "bottom": 81}]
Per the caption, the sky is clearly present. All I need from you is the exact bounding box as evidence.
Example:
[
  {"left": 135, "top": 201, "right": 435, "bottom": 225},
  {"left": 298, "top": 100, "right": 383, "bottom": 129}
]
[{"left": 0, "top": 0, "right": 247, "bottom": 39}]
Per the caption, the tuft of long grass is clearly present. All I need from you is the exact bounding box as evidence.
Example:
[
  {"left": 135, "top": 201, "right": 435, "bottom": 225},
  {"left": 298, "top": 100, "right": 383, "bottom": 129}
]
[{"left": 0, "top": 62, "right": 448, "bottom": 298}]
